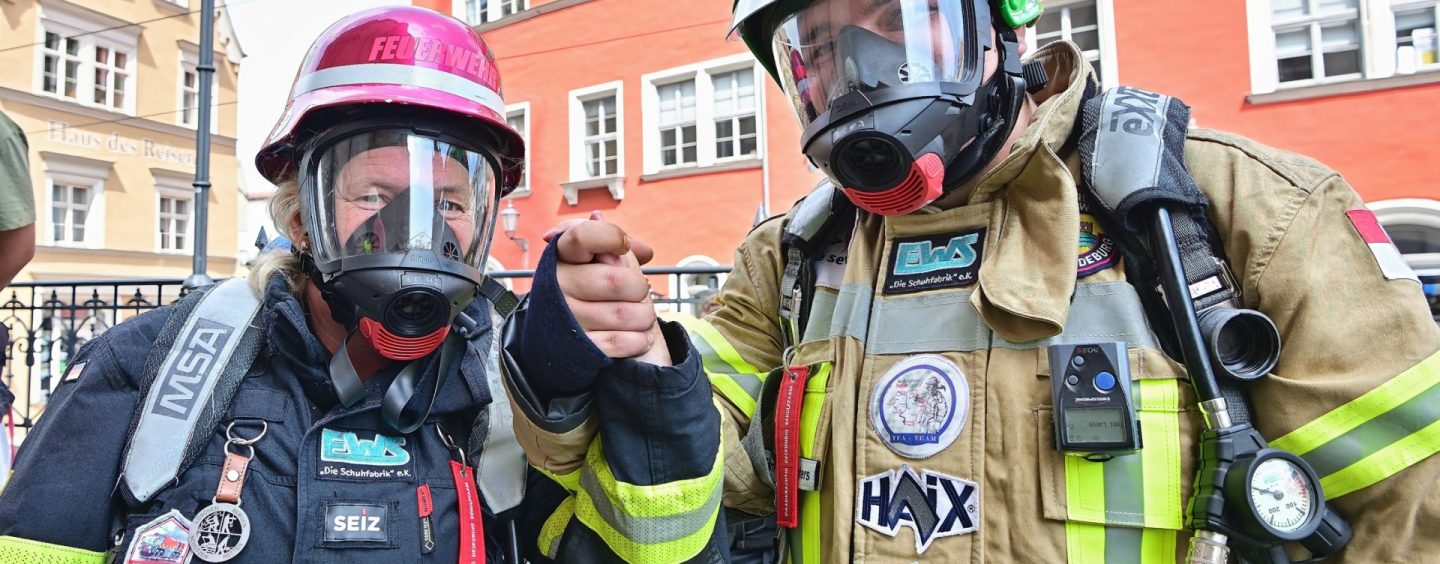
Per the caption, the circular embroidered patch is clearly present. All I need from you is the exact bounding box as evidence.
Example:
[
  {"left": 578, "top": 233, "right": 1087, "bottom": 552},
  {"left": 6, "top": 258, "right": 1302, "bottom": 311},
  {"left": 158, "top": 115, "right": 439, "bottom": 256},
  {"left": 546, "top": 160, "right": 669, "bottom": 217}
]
[{"left": 870, "top": 354, "right": 970, "bottom": 459}]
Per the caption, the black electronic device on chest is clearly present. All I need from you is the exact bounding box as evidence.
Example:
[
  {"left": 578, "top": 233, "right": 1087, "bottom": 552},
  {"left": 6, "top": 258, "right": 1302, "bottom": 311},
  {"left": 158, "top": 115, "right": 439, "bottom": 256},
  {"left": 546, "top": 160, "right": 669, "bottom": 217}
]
[{"left": 1049, "top": 342, "right": 1141, "bottom": 460}]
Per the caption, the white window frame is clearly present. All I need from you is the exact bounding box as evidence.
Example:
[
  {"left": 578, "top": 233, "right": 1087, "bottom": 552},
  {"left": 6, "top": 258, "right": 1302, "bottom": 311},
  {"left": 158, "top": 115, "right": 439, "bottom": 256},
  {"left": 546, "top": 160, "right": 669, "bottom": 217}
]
[
  {"left": 90, "top": 44, "right": 129, "bottom": 111},
  {"left": 1369, "top": 198, "right": 1440, "bottom": 275},
  {"left": 669, "top": 255, "right": 727, "bottom": 316},
  {"left": 504, "top": 101, "right": 531, "bottom": 198},
  {"left": 453, "top": 0, "right": 528, "bottom": 25},
  {"left": 640, "top": 54, "right": 765, "bottom": 177},
  {"left": 1025, "top": 0, "right": 1120, "bottom": 88},
  {"left": 153, "top": 173, "right": 194, "bottom": 254},
  {"left": 33, "top": 0, "right": 140, "bottom": 115},
  {"left": 178, "top": 45, "right": 221, "bottom": 133},
  {"left": 563, "top": 81, "right": 625, "bottom": 205},
  {"left": 1392, "top": 1, "right": 1440, "bottom": 72},
  {"left": 1247, "top": 0, "right": 1440, "bottom": 94},
  {"left": 40, "top": 153, "right": 109, "bottom": 249}
]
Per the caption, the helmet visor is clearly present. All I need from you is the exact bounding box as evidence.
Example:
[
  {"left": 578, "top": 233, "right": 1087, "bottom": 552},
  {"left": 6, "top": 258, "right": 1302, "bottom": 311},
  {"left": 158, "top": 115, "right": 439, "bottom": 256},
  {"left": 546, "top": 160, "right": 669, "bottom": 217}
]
[
  {"left": 309, "top": 129, "right": 498, "bottom": 271},
  {"left": 771, "top": 0, "right": 982, "bottom": 128}
]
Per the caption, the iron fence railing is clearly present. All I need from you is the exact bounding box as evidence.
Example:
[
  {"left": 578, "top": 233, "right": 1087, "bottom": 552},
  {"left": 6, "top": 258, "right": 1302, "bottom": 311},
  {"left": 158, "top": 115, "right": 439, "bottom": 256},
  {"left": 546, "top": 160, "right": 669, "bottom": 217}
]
[{"left": 0, "top": 266, "right": 732, "bottom": 434}]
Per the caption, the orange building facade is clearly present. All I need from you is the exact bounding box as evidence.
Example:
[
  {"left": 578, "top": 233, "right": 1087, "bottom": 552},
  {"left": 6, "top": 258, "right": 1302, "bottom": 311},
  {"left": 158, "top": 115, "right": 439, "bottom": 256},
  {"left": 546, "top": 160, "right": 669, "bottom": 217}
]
[{"left": 417, "top": 0, "right": 1439, "bottom": 316}]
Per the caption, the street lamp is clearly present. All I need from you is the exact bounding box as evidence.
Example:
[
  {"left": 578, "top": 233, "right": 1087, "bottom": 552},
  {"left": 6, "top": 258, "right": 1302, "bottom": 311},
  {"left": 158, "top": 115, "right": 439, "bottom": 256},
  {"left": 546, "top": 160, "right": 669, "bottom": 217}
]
[{"left": 499, "top": 201, "right": 529, "bottom": 267}]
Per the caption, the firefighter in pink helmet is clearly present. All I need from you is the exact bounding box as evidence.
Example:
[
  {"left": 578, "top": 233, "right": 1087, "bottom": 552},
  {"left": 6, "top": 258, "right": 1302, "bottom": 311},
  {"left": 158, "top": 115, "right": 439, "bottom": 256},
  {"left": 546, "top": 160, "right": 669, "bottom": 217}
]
[{"left": 0, "top": 7, "right": 700, "bottom": 563}]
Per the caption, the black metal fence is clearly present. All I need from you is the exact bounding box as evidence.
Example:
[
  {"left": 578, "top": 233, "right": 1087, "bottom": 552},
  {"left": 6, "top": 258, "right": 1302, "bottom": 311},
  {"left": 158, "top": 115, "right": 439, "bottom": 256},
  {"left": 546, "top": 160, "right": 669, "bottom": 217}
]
[{"left": 0, "top": 266, "right": 731, "bottom": 435}]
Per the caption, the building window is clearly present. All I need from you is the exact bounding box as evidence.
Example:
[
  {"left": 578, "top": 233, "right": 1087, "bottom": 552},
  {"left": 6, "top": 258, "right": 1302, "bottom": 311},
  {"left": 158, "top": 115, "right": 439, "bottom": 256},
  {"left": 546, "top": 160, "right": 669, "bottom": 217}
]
[
  {"left": 179, "top": 46, "right": 221, "bottom": 132},
  {"left": 641, "top": 56, "right": 764, "bottom": 176},
  {"left": 1270, "top": 0, "right": 1363, "bottom": 84},
  {"left": 41, "top": 31, "right": 82, "bottom": 99},
  {"left": 657, "top": 80, "right": 698, "bottom": 167},
  {"left": 1395, "top": 2, "right": 1440, "bottom": 71},
  {"left": 583, "top": 96, "right": 619, "bottom": 178},
  {"left": 41, "top": 153, "right": 109, "bottom": 249},
  {"left": 500, "top": 0, "right": 527, "bottom": 18},
  {"left": 670, "top": 255, "right": 726, "bottom": 317},
  {"left": 1247, "top": 1, "right": 1440, "bottom": 94},
  {"left": 505, "top": 103, "right": 530, "bottom": 197},
  {"left": 158, "top": 194, "right": 192, "bottom": 252},
  {"left": 564, "top": 82, "right": 625, "bottom": 204},
  {"left": 35, "top": 4, "right": 139, "bottom": 113},
  {"left": 712, "top": 69, "right": 758, "bottom": 160},
  {"left": 92, "top": 46, "right": 128, "bottom": 110},
  {"left": 1028, "top": 0, "right": 1119, "bottom": 87},
  {"left": 50, "top": 183, "right": 91, "bottom": 245},
  {"left": 456, "top": 0, "right": 526, "bottom": 24},
  {"left": 180, "top": 68, "right": 198, "bottom": 126},
  {"left": 1371, "top": 198, "right": 1440, "bottom": 324}
]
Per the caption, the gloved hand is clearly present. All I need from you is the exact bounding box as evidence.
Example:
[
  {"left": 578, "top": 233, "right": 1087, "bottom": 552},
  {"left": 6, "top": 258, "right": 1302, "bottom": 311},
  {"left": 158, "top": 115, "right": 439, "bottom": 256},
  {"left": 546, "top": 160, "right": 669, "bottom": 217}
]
[{"left": 519, "top": 212, "right": 670, "bottom": 400}]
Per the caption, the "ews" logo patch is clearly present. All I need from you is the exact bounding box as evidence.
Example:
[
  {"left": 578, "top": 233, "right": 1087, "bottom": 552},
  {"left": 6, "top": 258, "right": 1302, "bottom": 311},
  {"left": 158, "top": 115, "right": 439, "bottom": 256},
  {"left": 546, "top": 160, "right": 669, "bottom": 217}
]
[{"left": 884, "top": 229, "right": 985, "bottom": 295}]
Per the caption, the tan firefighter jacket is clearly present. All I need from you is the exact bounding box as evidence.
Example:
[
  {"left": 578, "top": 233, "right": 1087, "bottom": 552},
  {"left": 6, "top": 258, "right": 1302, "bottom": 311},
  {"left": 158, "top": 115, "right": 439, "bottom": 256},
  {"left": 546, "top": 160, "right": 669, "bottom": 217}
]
[{"left": 510, "top": 41, "right": 1440, "bottom": 563}]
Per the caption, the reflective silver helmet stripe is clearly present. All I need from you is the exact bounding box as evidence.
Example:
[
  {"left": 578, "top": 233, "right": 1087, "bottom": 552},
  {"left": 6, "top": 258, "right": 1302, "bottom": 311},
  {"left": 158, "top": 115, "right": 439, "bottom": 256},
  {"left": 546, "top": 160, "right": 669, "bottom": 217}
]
[{"left": 294, "top": 63, "right": 506, "bottom": 118}]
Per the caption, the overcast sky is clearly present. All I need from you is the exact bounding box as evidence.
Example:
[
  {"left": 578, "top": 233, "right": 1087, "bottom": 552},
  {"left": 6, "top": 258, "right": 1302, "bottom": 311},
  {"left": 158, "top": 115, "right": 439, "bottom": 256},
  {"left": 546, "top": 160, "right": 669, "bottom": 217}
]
[{"left": 228, "top": 0, "right": 405, "bottom": 196}]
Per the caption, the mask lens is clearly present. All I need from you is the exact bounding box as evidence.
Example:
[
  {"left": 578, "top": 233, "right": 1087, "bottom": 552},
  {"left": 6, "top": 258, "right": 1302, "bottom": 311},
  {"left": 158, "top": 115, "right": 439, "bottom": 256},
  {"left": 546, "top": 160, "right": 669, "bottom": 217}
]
[
  {"left": 770, "top": 0, "right": 980, "bottom": 128},
  {"left": 309, "top": 129, "right": 499, "bottom": 272}
]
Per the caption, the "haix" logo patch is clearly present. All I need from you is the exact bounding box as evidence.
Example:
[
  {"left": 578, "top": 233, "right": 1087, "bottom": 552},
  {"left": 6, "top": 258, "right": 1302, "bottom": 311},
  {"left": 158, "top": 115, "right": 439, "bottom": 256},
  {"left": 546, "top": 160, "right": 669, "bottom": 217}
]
[
  {"left": 855, "top": 465, "right": 979, "bottom": 554},
  {"left": 884, "top": 229, "right": 985, "bottom": 295}
]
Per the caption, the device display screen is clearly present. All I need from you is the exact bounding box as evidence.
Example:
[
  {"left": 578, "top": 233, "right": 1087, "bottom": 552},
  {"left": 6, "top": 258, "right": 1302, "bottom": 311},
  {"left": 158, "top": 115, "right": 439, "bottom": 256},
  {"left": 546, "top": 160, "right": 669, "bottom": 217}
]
[{"left": 1063, "top": 408, "right": 1128, "bottom": 444}]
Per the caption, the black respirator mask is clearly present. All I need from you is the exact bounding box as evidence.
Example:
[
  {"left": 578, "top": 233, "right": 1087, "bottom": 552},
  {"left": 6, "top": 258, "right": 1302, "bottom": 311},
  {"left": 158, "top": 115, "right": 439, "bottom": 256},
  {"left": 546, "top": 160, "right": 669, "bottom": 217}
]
[
  {"left": 295, "top": 118, "right": 504, "bottom": 431},
  {"left": 771, "top": 0, "right": 1039, "bottom": 215}
]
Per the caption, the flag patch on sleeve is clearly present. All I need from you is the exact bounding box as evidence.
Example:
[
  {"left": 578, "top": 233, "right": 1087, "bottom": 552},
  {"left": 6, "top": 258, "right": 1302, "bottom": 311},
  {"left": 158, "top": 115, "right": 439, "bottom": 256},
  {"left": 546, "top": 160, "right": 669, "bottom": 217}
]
[{"left": 1346, "top": 209, "right": 1419, "bottom": 282}]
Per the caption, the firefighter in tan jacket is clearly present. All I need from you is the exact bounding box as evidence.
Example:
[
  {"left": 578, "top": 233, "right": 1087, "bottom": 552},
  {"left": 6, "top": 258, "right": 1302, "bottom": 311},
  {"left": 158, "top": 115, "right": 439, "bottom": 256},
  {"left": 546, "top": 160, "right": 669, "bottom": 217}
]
[{"left": 503, "top": 0, "right": 1440, "bottom": 562}]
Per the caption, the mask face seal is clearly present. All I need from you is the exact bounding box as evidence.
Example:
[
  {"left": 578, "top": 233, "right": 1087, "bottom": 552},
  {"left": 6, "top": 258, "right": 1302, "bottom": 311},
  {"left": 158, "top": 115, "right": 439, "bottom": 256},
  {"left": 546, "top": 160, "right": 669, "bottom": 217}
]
[
  {"left": 770, "top": 0, "right": 1027, "bottom": 215},
  {"left": 299, "top": 122, "right": 500, "bottom": 360}
]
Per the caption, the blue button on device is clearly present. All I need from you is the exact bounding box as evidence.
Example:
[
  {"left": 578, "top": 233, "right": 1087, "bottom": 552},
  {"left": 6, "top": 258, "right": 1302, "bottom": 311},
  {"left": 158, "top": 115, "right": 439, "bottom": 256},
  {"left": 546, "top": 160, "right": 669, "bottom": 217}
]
[{"left": 1094, "top": 371, "right": 1116, "bottom": 392}]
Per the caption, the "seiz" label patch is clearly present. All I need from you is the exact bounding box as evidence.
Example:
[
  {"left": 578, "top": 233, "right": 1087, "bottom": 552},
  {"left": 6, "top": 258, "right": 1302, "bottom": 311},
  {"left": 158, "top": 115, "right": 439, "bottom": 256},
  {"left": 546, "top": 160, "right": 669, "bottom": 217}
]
[
  {"left": 884, "top": 229, "right": 985, "bottom": 295},
  {"left": 324, "top": 503, "right": 388, "bottom": 543}
]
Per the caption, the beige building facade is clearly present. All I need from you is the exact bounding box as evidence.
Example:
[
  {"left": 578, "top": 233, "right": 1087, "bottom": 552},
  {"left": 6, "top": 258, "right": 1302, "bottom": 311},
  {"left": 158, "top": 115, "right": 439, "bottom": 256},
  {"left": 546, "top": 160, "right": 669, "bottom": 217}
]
[{"left": 0, "top": 0, "right": 243, "bottom": 283}]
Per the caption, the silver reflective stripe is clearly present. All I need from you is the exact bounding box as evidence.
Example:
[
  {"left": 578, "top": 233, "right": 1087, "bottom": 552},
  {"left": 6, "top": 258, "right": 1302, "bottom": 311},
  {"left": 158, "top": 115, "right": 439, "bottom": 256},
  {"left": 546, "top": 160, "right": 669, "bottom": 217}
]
[
  {"left": 578, "top": 467, "right": 723, "bottom": 544},
  {"left": 827, "top": 283, "right": 873, "bottom": 342},
  {"left": 477, "top": 306, "right": 527, "bottom": 514},
  {"left": 1090, "top": 87, "right": 1174, "bottom": 211},
  {"left": 802, "top": 289, "right": 837, "bottom": 343},
  {"left": 992, "top": 282, "right": 1158, "bottom": 350},
  {"left": 294, "top": 63, "right": 506, "bottom": 117},
  {"left": 866, "top": 289, "right": 990, "bottom": 355},
  {"left": 124, "top": 278, "right": 262, "bottom": 502},
  {"left": 862, "top": 281, "right": 1156, "bottom": 354}
]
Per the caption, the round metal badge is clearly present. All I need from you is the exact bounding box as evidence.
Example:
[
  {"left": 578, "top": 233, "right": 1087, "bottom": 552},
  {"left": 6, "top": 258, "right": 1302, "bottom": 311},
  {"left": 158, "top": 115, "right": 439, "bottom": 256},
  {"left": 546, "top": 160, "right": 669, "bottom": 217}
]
[
  {"left": 869, "top": 354, "right": 970, "bottom": 459},
  {"left": 189, "top": 503, "right": 250, "bottom": 562}
]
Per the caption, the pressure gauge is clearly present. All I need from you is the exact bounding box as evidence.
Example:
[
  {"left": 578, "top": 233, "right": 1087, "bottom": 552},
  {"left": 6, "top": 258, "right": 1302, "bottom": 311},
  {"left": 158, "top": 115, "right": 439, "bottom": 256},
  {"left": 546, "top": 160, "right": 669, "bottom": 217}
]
[{"left": 1225, "top": 449, "right": 1324, "bottom": 541}]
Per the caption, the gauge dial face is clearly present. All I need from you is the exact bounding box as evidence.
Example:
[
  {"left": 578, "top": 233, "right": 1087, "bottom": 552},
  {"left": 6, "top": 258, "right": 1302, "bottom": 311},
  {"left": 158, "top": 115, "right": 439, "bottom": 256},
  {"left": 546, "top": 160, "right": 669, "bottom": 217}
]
[{"left": 1249, "top": 457, "right": 1314, "bottom": 533}]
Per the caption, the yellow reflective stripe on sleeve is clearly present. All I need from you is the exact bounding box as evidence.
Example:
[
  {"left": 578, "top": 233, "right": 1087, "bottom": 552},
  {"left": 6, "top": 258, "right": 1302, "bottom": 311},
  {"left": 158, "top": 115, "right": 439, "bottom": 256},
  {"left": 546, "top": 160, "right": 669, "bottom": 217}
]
[
  {"left": 1271, "top": 349, "right": 1440, "bottom": 498},
  {"left": 572, "top": 428, "right": 724, "bottom": 562},
  {"left": 0, "top": 536, "right": 106, "bottom": 564},
  {"left": 669, "top": 313, "right": 766, "bottom": 418},
  {"left": 534, "top": 464, "right": 582, "bottom": 492},
  {"left": 538, "top": 497, "right": 576, "bottom": 559},
  {"left": 1317, "top": 417, "right": 1440, "bottom": 498}
]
